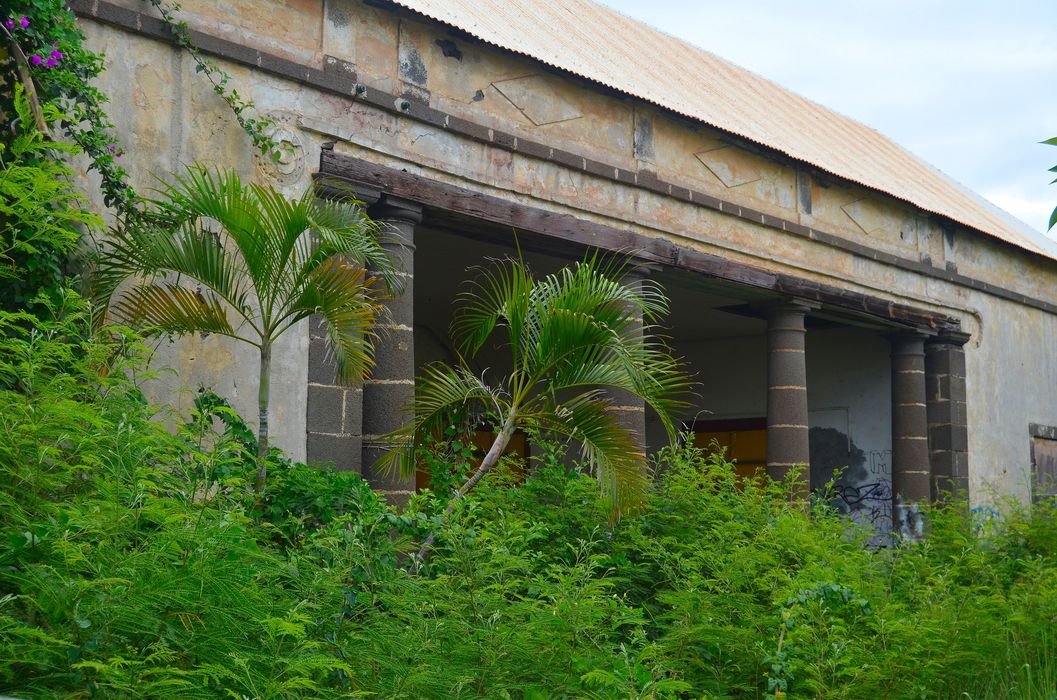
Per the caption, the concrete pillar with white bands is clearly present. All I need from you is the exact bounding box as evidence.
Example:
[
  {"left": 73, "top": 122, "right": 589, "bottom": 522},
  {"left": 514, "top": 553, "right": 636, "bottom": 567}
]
[
  {"left": 764, "top": 299, "right": 816, "bottom": 489},
  {"left": 361, "top": 196, "right": 421, "bottom": 506},
  {"left": 890, "top": 332, "right": 931, "bottom": 538},
  {"left": 924, "top": 330, "right": 970, "bottom": 501}
]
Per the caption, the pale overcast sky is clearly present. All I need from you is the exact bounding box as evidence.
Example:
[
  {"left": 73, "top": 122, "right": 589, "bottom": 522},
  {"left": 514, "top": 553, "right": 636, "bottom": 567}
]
[{"left": 599, "top": 0, "right": 1057, "bottom": 237}]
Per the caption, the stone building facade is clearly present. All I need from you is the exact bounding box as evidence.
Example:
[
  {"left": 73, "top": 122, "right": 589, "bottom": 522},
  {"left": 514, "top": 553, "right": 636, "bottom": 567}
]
[{"left": 72, "top": 0, "right": 1057, "bottom": 534}]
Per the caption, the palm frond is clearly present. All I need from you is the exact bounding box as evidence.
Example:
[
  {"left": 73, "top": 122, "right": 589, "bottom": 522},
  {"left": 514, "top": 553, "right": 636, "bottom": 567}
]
[
  {"left": 614, "top": 335, "right": 694, "bottom": 439},
  {"left": 250, "top": 181, "right": 311, "bottom": 303},
  {"left": 150, "top": 167, "right": 289, "bottom": 314},
  {"left": 110, "top": 281, "right": 241, "bottom": 341},
  {"left": 536, "top": 254, "right": 666, "bottom": 332},
  {"left": 308, "top": 197, "right": 398, "bottom": 293},
  {"left": 546, "top": 345, "right": 628, "bottom": 391},
  {"left": 527, "top": 390, "right": 649, "bottom": 519},
  {"left": 101, "top": 165, "right": 398, "bottom": 359},
  {"left": 450, "top": 257, "right": 534, "bottom": 365},
  {"left": 95, "top": 218, "right": 257, "bottom": 334},
  {"left": 523, "top": 307, "right": 617, "bottom": 383},
  {"left": 285, "top": 258, "right": 382, "bottom": 383},
  {"left": 376, "top": 365, "right": 505, "bottom": 478},
  {"left": 278, "top": 200, "right": 392, "bottom": 324},
  {"left": 517, "top": 255, "right": 672, "bottom": 381}
]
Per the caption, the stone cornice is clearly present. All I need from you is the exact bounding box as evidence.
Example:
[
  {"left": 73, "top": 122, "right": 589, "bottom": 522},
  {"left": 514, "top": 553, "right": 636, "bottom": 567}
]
[{"left": 70, "top": 0, "right": 1057, "bottom": 320}]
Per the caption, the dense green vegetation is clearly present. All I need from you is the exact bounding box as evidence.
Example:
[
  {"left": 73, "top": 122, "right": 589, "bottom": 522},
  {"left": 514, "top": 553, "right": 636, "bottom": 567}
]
[
  {"left": 0, "top": 86, "right": 102, "bottom": 311},
  {"left": 5, "top": 4, "right": 1057, "bottom": 696},
  {"left": 2, "top": 297, "right": 1057, "bottom": 698}
]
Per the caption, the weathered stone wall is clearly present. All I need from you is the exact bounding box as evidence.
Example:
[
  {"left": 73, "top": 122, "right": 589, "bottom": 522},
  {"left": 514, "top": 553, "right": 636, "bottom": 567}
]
[{"left": 75, "top": 0, "right": 1057, "bottom": 503}]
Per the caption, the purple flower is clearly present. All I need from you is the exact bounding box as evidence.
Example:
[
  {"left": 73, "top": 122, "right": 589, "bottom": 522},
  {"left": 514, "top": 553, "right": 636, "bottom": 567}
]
[
  {"left": 50, "top": 50, "right": 62, "bottom": 61},
  {"left": 29, "top": 54, "right": 42, "bottom": 66},
  {"left": 45, "top": 57, "right": 58, "bottom": 68},
  {"left": 3, "top": 19, "right": 14, "bottom": 30},
  {"left": 19, "top": 16, "right": 28, "bottom": 28},
  {"left": 107, "top": 145, "right": 116, "bottom": 153}
]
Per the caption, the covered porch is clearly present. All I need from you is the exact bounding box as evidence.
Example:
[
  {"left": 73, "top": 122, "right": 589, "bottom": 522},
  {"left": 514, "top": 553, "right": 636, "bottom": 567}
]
[{"left": 310, "top": 151, "right": 971, "bottom": 539}]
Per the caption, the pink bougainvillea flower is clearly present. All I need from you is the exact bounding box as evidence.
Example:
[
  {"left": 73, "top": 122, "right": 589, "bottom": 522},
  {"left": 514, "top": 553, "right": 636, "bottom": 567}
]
[
  {"left": 3, "top": 19, "right": 14, "bottom": 30},
  {"left": 29, "top": 54, "right": 43, "bottom": 66},
  {"left": 50, "top": 50, "right": 63, "bottom": 60},
  {"left": 19, "top": 17, "right": 29, "bottom": 28},
  {"left": 107, "top": 145, "right": 116, "bottom": 153},
  {"left": 45, "top": 57, "right": 58, "bottom": 68}
]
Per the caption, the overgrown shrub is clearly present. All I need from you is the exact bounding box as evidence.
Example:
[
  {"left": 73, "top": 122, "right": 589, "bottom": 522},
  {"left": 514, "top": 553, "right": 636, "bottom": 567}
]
[
  {"left": 2, "top": 298, "right": 1057, "bottom": 698},
  {"left": 0, "top": 297, "right": 390, "bottom": 697},
  {"left": 0, "top": 87, "right": 101, "bottom": 310}
]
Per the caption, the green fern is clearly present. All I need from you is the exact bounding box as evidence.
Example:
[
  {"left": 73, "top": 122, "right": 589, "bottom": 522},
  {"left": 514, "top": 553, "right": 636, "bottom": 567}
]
[{"left": 0, "top": 85, "right": 101, "bottom": 309}]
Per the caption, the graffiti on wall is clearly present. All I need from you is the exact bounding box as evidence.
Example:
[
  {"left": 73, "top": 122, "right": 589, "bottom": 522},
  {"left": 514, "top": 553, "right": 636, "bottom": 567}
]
[{"left": 809, "top": 427, "right": 893, "bottom": 540}]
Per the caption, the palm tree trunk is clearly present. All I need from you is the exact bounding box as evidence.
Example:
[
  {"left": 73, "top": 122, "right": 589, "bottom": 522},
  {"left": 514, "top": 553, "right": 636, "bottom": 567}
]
[
  {"left": 254, "top": 341, "right": 271, "bottom": 494},
  {"left": 412, "top": 410, "right": 518, "bottom": 571}
]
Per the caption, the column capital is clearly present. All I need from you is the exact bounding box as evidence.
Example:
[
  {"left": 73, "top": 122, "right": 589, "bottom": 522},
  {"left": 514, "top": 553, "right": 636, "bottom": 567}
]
[
  {"left": 757, "top": 297, "right": 821, "bottom": 319},
  {"left": 927, "top": 328, "right": 971, "bottom": 348},
  {"left": 888, "top": 330, "right": 930, "bottom": 356},
  {"left": 369, "top": 195, "right": 423, "bottom": 225},
  {"left": 888, "top": 328, "right": 932, "bottom": 339}
]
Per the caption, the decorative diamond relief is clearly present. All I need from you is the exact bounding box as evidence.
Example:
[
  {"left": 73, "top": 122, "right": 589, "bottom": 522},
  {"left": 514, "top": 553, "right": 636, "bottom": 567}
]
[
  {"left": 841, "top": 198, "right": 893, "bottom": 237},
  {"left": 694, "top": 146, "right": 763, "bottom": 188},
  {"left": 492, "top": 75, "right": 582, "bottom": 126}
]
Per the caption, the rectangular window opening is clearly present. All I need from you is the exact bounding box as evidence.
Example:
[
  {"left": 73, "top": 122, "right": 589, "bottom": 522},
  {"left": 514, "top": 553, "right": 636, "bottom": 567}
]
[{"left": 1030, "top": 424, "right": 1057, "bottom": 502}]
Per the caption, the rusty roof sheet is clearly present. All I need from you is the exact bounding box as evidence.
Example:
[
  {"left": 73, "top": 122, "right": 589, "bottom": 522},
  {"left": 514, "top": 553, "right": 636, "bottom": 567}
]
[{"left": 390, "top": 0, "right": 1057, "bottom": 261}]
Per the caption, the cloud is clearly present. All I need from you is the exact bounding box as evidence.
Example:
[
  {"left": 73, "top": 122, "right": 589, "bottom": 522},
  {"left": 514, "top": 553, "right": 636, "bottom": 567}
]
[
  {"left": 600, "top": 0, "right": 1057, "bottom": 233},
  {"left": 984, "top": 188, "right": 1057, "bottom": 237}
]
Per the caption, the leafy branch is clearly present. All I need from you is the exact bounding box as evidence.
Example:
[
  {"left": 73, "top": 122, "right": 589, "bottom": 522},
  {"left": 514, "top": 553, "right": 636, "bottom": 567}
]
[
  {"left": 2, "top": 0, "right": 285, "bottom": 225},
  {"left": 2, "top": 2, "right": 137, "bottom": 213},
  {"left": 1044, "top": 137, "right": 1057, "bottom": 230}
]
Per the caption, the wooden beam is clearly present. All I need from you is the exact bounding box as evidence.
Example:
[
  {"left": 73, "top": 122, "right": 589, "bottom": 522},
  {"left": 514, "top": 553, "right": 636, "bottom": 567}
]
[{"left": 316, "top": 150, "right": 961, "bottom": 333}]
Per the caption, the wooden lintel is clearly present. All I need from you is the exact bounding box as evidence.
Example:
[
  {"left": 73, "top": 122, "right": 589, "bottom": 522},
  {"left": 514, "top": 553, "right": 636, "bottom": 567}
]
[{"left": 315, "top": 151, "right": 961, "bottom": 334}]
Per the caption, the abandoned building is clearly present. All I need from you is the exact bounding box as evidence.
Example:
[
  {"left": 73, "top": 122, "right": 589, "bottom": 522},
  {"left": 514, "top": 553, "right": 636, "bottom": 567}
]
[{"left": 72, "top": 0, "right": 1057, "bottom": 537}]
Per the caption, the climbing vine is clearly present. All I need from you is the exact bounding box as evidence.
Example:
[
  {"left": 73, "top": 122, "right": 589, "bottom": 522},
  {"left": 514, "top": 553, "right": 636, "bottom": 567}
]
[
  {"left": 1, "top": 0, "right": 282, "bottom": 218},
  {"left": 2, "top": 2, "right": 136, "bottom": 212}
]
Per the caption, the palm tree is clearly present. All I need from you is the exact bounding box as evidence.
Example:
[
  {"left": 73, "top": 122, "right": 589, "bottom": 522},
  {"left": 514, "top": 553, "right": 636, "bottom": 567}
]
[
  {"left": 380, "top": 254, "right": 692, "bottom": 564},
  {"left": 94, "top": 166, "right": 396, "bottom": 493}
]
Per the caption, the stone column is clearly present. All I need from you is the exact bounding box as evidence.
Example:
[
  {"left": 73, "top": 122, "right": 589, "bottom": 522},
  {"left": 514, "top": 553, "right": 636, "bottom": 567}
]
[
  {"left": 605, "top": 265, "right": 658, "bottom": 459},
  {"left": 925, "top": 330, "right": 970, "bottom": 501},
  {"left": 305, "top": 184, "right": 382, "bottom": 475},
  {"left": 764, "top": 300, "right": 816, "bottom": 488},
  {"left": 361, "top": 196, "right": 421, "bottom": 506},
  {"left": 305, "top": 314, "right": 364, "bottom": 473},
  {"left": 890, "top": 332, "right": 931, "bottom": 538}
]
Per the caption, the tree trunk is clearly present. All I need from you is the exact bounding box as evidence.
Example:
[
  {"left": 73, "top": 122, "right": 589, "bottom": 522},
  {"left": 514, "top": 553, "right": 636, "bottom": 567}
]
[
  {"left": 6, "top": 36, "right": 49, "bottom": 134},
  {"left": 254, "top": 341, "right": 272, "bottom": 494},
  {"left": 412, "top": 410, "right": 518, "bottom": 571}
]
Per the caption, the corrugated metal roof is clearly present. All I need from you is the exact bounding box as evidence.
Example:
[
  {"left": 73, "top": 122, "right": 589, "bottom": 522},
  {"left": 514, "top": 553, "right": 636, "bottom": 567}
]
[{"left": 390, "top": 0, "right": 1057, "bottom": 261}]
